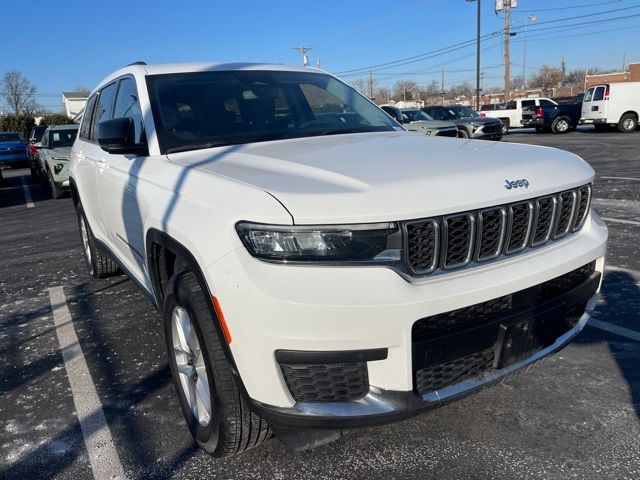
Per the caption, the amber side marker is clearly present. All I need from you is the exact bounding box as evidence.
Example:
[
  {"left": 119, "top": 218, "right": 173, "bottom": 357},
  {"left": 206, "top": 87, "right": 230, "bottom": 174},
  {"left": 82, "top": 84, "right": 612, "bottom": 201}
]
[{"left": 212, "top": 296, "right": 232, "bottom": 344}]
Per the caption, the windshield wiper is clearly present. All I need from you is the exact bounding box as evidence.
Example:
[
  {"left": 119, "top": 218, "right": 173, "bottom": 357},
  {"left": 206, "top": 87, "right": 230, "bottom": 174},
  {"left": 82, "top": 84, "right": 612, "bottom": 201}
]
[
  {"left": 166, "top": 141, "right": 242, "bottom": 154},
  {"left": 305, "top": 129, "right": 376, "bottom": 137}
]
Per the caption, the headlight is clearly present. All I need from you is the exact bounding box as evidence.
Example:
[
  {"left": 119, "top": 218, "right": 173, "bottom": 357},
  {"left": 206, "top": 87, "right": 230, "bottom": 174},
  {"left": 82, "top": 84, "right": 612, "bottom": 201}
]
[{"left": 236, "top": 221, "right": 402, "bottom": 263}]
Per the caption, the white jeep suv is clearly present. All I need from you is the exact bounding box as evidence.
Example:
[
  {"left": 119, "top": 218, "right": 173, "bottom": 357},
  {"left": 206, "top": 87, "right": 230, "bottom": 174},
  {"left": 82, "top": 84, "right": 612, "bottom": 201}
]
[{"left": 69, "top": 62, "right": 608, "bottom": 456}]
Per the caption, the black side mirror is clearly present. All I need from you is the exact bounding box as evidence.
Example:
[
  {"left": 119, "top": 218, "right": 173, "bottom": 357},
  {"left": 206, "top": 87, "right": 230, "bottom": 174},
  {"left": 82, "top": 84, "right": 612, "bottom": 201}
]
[{"left": 97, "top": 117, "right": 147, "bottom": 155}]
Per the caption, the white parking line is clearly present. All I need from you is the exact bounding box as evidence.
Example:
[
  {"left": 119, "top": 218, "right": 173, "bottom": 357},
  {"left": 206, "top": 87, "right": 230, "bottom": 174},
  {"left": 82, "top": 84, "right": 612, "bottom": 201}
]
[
  {"left": 48, "top": 287, "right": 126, "bottom": 480},
  {"left": 20, "top": 177, "right": 34, "bottom": 208},
  {"left": 601, "top": 217, "right": 640, "bottom": 227},
  {"left": 600, "top": 176, "right": 640, "bottom": 182},
  {"left": 589, "top": 319, "right": 640, "bottom": 342}
]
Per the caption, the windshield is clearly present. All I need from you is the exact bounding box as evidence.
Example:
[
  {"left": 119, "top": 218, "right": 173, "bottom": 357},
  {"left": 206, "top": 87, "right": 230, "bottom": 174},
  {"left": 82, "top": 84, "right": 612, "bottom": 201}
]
[
  {"left": 583, "top": 87, "right": 594, "bottom": 102},
  {"left": 48, "top": 129, "right": 78, "bottom": 148},
  {"left": 0, "top": 132, "right": 21, "bottom": 142},
  {"left": 402, "top": 109, "right": 434, "bottom": 122},
  {"left": 147, "top": 70, "right": 397, "bottom": 154},
  {"left": 446, "top": 106, "right": 479, "bottom": 118},
  {"left": 32, "top": 126, "right": 47, "bottom": 141}
]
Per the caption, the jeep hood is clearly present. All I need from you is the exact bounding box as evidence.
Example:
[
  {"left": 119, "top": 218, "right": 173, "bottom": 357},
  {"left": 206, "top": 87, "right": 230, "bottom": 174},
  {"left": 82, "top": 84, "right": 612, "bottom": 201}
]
[
  {"left": 45, "top": 146, "right": 72, "bottom": 160},
  {"left": 168, "top": 131, "right": 594, "bottom": 224}
]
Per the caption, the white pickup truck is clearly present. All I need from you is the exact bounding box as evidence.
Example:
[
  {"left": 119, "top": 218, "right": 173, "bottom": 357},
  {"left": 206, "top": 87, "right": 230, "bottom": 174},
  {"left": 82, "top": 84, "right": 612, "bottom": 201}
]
[
  {"left": 481, "top": 97, "right": 558, "bottom": 132},
  {"left": 69, "top": 62, "right": 608, "bottom": 456}
]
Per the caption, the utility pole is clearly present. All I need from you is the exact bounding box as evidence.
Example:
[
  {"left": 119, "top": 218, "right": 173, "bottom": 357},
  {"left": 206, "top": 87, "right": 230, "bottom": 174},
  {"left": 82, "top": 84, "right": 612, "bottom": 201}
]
[
  {"left": 622, "top": 52, "right": 627, "bottom": 71},
  {"left": 561, "top": 56, "right": 566, "bottom": 85},
  {"left": 316, "top": 57, "right": 321, "bottom": 69},
  {"left": 441, "top": 67, "right": 446, "bottom": 106},
  {"left": 293, "top": 47, "right": 312, "bottom": 67},
  {"left": 504, "top": 1, "right": 511, "bottom": 101},
  {"left": 368, "top": 71, "right": 373, "bottom": 99}
]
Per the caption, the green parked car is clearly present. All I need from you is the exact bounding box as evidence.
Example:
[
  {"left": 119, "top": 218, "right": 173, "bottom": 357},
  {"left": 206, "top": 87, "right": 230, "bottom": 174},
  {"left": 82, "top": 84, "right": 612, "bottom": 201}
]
[{"left": 38, "top": 124, "right": 79, "bottom": 199}]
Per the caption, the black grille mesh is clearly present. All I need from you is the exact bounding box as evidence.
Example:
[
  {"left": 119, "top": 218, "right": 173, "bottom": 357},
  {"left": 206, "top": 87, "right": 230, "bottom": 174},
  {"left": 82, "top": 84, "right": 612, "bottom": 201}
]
[
  {"left": 403, "top": 184, "right": 591, "bottom": 276},
  {"left": 507, "top": 203, "right": 532, "bottom": 251},
  {"left": 406, "top": 220, "right": 437, "bottom": 273},
  {"left": 416, "top": 349, "right": 495, "bottom": 393},
  {"left": 477, "top": 208, "right": 504, "bottom": 260},
  {"left": 532, "top": 196, "right": 555, "bottom": 244},
  {"left": 444, "top": 215, "right": 473, "bottom": 267},
  {"left": 413, "top": 295, "right": 512, "bottom": 340},
  {"left": 280, "top": 362, "right": 369, "bottom": 403},
  {"left": 555, "top": 191, "right": 575, "bottom": 236},
  {"left": 573, "top": 186, "right": 591, "bottom": 229}
]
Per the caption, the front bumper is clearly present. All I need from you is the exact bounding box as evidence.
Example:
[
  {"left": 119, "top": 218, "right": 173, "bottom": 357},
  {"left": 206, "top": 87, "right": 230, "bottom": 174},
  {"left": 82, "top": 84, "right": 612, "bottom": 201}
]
[
  {"left": 206, "top": 213, "right": 607, "bottom": 441},
  {"left": 470, "top": 124, "right": 503, "bottom": 139},
  {"left": 0, "top": 154, "right": 29, "bottom": 166}
]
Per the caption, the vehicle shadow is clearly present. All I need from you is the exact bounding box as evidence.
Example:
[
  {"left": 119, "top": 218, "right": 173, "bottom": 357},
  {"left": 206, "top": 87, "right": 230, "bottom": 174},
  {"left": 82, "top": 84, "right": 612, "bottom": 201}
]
[
  {"left": 574, "top": 269, "right": 640, "bottom": 418},
  {"left": 0, "top": 170, "right": 50, "bottom": 209}
]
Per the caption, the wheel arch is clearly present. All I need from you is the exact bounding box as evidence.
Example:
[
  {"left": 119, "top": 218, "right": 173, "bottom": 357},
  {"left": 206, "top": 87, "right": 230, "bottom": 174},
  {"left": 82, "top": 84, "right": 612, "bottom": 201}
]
[
  {"left": 69, "top": 177, "right": 80, "bottom": 210},
  {"left": 620, "top": 110, "right": 638, "bottom": 120}
]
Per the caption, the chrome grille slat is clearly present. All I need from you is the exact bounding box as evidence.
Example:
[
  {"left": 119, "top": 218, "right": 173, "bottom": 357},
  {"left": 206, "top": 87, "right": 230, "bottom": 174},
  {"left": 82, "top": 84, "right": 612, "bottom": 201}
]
[
  {"left": 403, "top": 184, "right": 592, "bottom": 277},
  {"left": 442, "top": 213, "right": 476, "bottom": 269},
  {"left": 475, "top": 207, "right": 507, "bottom": 262},
  {"left": 572, "top": 185, "right": 591, "bottom": 231},
  {"left": 530, "top": 195, "right": 558, "bottom": 247},
  {"left": 505, "top": 201, "right": 534, "bottom": 254},
  {"left": 553, "top": 190, "right": 578, "bottom": 239}
]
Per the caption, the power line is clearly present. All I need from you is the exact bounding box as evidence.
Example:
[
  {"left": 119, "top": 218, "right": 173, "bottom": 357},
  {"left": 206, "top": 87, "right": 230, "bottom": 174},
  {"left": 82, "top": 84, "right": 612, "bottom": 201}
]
[{"left": 332, "top": 2, "right": 640, "bottom": 76}]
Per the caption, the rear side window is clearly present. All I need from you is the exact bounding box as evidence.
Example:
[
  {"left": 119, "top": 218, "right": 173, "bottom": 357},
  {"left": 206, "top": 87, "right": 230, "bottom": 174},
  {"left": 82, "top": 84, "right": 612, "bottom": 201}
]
[
  {"left": 505, "top": 101, "right": 516, "bottom": 109},
  {"left": 79, "top": 95, "right": 97, "bottom": 140},
  {"left": 521, "top": 100, "right": 535, "bottom": 109},
  {"left": 113, "top": 77, "right": 145, "bottom": 144},
  {"left": 90, "top": 82, "right": 117, "bottom": 141},
  {"left": 593, "top": 87, "right": 605, "bottom": 101},
  {"left": 540, "top": 99, "right": 555, "bottom": 107}
]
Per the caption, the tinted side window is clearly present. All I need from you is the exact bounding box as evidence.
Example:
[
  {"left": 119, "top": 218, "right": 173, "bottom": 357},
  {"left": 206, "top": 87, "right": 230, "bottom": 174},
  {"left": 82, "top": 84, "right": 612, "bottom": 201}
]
[
  {"left": 79, "top": 95, "right": 97, "bottom": 140},
  {"left": 593, "top": 87, "right": 605, "bottom": 101},
  {"left": 505, "top": 101, "right": 516, "bottom": 109},
  {"left": 540, "top": 99, "right": 555, "bottom": 107},
  {"left": 90, "top": 82, "right": 117, "bottom": 141},
  {"left": 521, "top": 100, "right": 535, "bottom": 109},
  {"left": 113, "top": 78, "right": 145, "bottom": 143}
]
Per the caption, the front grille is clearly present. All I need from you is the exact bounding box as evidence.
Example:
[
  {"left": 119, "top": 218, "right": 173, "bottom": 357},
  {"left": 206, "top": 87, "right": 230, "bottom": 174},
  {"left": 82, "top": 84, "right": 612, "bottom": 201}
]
[
  {"left": 416, "top": 348, "right": 495, "bottom": 393},
  {"left": 0, "top": 148, "right": 26, "bottom": 156},
  {"left": 412, "top": 261, "right": 598, "bottom": 394},
  {"left": 279, "top": 362, "right": 369, "bottom": 403},
  {"left": 404, "top": 184, "right": 591, "bottom": 276},
  {"left": 482, "top": 124, "right": 502, "bottom": 134},
  {"left": 436, "top": 128, "right": 458, "bottom": 138}
]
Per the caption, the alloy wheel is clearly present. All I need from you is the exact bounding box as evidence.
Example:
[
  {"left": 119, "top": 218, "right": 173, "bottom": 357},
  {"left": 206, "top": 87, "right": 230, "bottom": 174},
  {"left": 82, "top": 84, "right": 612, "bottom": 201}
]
[{"left": 172, "top": 306, "right": 212, "bottom": 427}]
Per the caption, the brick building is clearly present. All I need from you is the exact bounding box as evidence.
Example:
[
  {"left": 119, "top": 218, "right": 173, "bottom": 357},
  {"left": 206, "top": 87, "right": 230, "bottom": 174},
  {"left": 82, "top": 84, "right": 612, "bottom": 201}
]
[{"left": 585, "top": 62, "right": 640, "bottom": 88}]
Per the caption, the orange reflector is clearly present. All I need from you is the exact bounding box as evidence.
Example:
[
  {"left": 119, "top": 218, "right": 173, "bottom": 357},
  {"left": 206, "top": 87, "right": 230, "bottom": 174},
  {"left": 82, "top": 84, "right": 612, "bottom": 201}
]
[{"left": 212, "top": 296, "right": 232, "bottom": 344}]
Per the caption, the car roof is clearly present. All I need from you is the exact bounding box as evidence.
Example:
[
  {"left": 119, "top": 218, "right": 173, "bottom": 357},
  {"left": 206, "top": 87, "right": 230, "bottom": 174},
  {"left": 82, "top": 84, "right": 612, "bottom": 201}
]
[{"left": 94, "top": 62, "right": 322, "bottom": 91}]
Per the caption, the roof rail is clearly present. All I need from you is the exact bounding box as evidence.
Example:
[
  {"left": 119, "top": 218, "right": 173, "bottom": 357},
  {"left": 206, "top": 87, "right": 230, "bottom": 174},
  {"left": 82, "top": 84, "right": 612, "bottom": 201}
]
[{"left": 125, "top": 61, "right": 147, "bottom": 67}]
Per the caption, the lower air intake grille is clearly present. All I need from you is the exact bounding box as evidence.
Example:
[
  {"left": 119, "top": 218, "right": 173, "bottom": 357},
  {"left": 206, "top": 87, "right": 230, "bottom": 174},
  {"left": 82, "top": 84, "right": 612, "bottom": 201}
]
[
  {"left": 280, "top": 362, "right": 369, "bottom": 403},
  {"left": 415, "top": 349, "right": 496, "bottom": 394}
]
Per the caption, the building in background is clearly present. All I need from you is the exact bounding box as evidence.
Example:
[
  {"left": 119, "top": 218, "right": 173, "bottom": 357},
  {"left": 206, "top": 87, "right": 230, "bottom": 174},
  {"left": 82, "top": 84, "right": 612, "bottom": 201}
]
[
  {"left": 585, "top": 62, "right": 640, "bottom": 88},
  {"left": 61, "top": 92, "right": 89, "bottom": 122}
]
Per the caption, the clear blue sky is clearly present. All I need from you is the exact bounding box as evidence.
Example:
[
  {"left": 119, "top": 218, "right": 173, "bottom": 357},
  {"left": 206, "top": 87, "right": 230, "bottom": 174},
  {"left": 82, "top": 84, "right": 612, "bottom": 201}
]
[{"left": 2, "top": 0, "right": 639, "bottom": 110}]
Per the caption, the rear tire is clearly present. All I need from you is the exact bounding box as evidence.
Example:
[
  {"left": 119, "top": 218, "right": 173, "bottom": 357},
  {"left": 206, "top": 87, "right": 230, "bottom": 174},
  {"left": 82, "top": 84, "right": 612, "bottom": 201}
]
[
  {"left": 76, "top": 203, "right": 121, "bottom": 278},
  {"left": 500, "top": 119, "right": 510, "bottom": 134},
  {"left": 163, "top": 271, "right": 270, "bottom": 457},
  {"left": 551, "top": 116, "right": 571, "bottom": 134},
  {"left": 458, "top": 129, "right": 470, "bottom": 139},
  {"left": 617, "top": 113, "right": 638, "bottom": 133}
]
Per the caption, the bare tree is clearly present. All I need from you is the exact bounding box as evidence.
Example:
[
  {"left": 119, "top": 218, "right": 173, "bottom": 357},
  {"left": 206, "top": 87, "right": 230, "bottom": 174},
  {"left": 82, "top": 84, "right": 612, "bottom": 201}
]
[
  {"left": 392, "top": 80, "right": 420, "bottom": 102},
  {"left": 1, "top": 70, "right": 39, "bottom": 115},
  {"left": 528, "top": 65, "right": 564, "bottom": 93},
  {"left": 511, "top": 76, "right": 525, "bottom": 91}
]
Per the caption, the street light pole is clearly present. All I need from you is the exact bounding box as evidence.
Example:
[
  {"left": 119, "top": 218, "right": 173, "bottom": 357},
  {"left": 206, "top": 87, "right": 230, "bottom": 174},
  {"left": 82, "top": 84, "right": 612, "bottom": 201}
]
[{"left": 467, "top": 0, "right": 481, "bottom": 110}]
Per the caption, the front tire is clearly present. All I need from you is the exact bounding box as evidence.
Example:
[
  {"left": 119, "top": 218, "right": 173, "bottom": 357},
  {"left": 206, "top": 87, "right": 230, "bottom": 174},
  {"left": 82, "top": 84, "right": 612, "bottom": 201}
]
[
  {"left": 164, "top": 271, "right": 270, "bottom": 457},
  {"left": 458, "top": 129, "right": 470, "bottom": 139},
  {"left": 48, "top": 171, "right": 63, "bottom": 199},
  {"left": 551, "top": 116, "right": 571, "bottom": 134},
  {"left": 76, "top": 203, "right": 120, "bottom": 278},
  {"left": 617, "top": 113, "right": 638, "bottom": 133}
]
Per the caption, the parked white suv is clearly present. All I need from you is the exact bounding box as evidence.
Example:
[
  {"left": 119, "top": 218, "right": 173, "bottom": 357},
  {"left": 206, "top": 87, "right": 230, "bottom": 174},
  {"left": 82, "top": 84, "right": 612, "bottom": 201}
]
[{"left": 69, "top": 62, "right": 608, "bottom": 456}]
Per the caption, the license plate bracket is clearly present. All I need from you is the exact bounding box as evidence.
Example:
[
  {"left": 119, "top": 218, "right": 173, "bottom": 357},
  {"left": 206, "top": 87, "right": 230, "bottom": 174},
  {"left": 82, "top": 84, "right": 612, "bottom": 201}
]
[{"left": 495, "top": 318, "right": 545, "bottom": 369}]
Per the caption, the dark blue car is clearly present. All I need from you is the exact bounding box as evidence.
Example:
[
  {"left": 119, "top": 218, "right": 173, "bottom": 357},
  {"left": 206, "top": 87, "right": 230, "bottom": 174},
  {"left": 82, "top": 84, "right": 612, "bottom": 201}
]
[{"left": 0, "top": 132, "right": 29, "bottom": 168}]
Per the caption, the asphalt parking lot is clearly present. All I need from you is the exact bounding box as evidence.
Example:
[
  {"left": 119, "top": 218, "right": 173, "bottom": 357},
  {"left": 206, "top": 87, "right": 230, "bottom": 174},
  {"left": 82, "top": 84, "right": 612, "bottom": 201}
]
[{"left": 1, "top": 128, "right": 639, "bottom": 480}]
